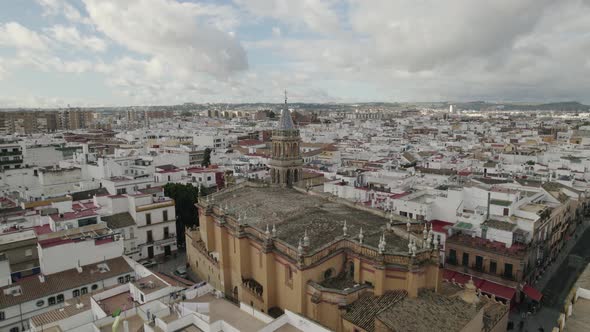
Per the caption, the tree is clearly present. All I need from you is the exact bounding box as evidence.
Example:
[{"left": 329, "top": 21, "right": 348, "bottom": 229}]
[
  {"left": 181, "top": 110, "right": 192, "bottom": 117},
  {"left": 201, "top": 148, "right": 212, "bottom": 167},
  {"left": 164, "top": 183, "right": 200, "bottom": 247},
  {"left": 268, "top": 111, "right": 276, "bottom": 119}
]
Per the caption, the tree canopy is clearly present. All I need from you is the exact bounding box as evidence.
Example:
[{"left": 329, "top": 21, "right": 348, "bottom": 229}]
[
  {"left": 163, "top": 182, "right": 200, "bottom": 247},
  {"left": 201, "top": 148, "right": 212, "bottom": 167}
]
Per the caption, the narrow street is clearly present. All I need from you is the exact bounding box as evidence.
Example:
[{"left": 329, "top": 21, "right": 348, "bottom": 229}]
[{"left": 509, "top": 220, "right": 590, "bottom": 331}]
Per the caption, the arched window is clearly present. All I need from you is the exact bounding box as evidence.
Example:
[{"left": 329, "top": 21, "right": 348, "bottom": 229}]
[
  {"left": 323, "top": 268, "right": 334, "bottom": 280},
  {"left": 56, "top": 294, "right": 64, "bottom": 303},
  {"left": 91, "top": 284, "right": 98, "bottom": 291}
]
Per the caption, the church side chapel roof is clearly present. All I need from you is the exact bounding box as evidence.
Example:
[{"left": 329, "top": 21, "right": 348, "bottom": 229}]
[{"left": 210, "top": 185, "right": 409, "bottom": 253}]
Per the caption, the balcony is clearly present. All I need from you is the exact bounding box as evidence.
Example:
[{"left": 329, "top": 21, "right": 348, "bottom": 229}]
[
  {"left": 0, "top": 158, "right": 22, "bottom": 165},
  {"left": 446, "top": 257, "right": 458, "bottom": 266},
  {"left": 0, "top": 150, "right": 21, "bottom": 157},
  {"left": 472, "top": 264, "right": 485, "bottom": 273}
]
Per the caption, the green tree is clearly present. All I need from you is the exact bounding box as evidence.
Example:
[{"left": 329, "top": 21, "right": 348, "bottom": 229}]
[
  {"left": 164, "top": 183, "right": 200, "bottom": 247},
  {"left": 268, "top": 111, "right": 276, "bottom": 118},
  {"left": 201, "top": 148, "right": 212, "bottom": 167},
  {"left": 181, "top": 110, "right": 192, "bottom": 117}
]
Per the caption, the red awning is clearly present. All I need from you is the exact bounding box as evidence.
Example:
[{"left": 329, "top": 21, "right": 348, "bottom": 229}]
[
  {"left": 479, "top": 281, "right": 516, "bottom": 300},
  {"left": 522, "top": 285, "right": 543, "bottom": 302},
  {"left": 443, "top": 269, "right": 516, "bottom": 301}
]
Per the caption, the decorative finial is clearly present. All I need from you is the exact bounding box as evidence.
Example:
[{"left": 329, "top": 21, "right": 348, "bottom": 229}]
[
  {"left": 406, "top": 221, "right": 411, "bottom": 232},
  {"left": 423, "top": 224, "right": 427, "bottom": 240},
  {"left": 298, "top": 238, "right": 303, "bottom": 256},
  {"left": 265, "top": 224, "right": 270, "bottom": 236},
  {"left": 378, "top": 234, "right": 386, "bottom": 254},
  {"left": 342, "top": 220, "right": 348, "bottom": 236},
  {"left": 358, "top": 227, "right": 364, "bottom": 244},
  {"left": 303, "top": 229, "right": 310, "bottom": 247},
  {"left": 408, "top": 238, "right": 413, "bottom": 254},
  {"left": 272, "top": 224, "right": 277, "bottom": 237},
  {"left": 433, "top": 235, "right": 439, "bottom": 249},
  {"left": 412, "top": 241, "right": 417, "bottom": 257}
]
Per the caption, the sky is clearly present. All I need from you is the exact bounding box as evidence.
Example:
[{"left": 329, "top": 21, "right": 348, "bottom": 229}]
[{"left": 1, "top": 0, "right": 590, "bottom": 107}]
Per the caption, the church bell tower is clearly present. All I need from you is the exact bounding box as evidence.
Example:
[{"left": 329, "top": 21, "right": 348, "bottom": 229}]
[{"left": 269, "top": 91, "right": 303, "bottom": 187}]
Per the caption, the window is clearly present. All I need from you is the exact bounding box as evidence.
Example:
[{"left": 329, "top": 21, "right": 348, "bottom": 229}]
[
  {"left": 80, "top": 287, "right": 88, "bottom": 295},
  {"left": 0, "top": 312, "right": 4, "bottom": 320},
  {"left": 462, "top": 252, "right": 469, "bottom": 266},
  {"left": 504, "top": 263, "right": 513, "bottom": 278},
  {"left": 163, "top": 210, "right": 168, "bottom": 221},
  {"left": 78, "top": 217, "right": 97, "bottom": 227},
  {"left": 36, "top": 300, "right": 44, "bottom": 307},
  {"left": 140, "top": 294, "right": 144, "bottom": 302},
  {"left": 56, "top": 294, "right": 64, "bottom": 303},
  {"left": 91, "top": 284, "right": 99, "bottom": 291},
  {"left": 207, "top": 176, "right": 211, "bottom": 181},
  {"left": 48, "top": 297, "right": 56, "bottom": 305},
  {"left": 475, "top": 256, "right": 483, "bottom": 271},
  {"left": 73, "top": 289, "right": 80, "bottom": 297},
  {"left": 118, "top": 276, "right": 125, "bottom": 284},
  {"left": 116, "top": 188, "right": 127, "bottom": 195},
  {"left": 9, "top": 327, "right": 18, "bottom": 332},
  {"left": 503, "top": 208, "right": 509, "bottom": 216},
  {"left": 490, "top": 261, "right": 497, "bottom": 274},
  {"left": 449, "top": 249, "right": 457, "bottom": 264},
  {"left": 25, "top": 249, "right": 33, "bottom": 257},
  {"left": 125, "top": 275, "right": 131, "bottom": 282},
  {"left": 146, "top": 213, "right": 151, "bottom": 225}
]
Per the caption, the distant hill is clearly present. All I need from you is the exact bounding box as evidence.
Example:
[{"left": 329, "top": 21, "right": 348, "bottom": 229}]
[{"left": 453, "top": 101, "right": 590, "bottom": 112}]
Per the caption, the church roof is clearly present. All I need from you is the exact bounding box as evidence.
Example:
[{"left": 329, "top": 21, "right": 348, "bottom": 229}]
[
  {"left": 208, "top": 184, "right": 409, "bottom": 253},
  {"left": 278, "top": 108, "right": 295, "bottom": 130}
]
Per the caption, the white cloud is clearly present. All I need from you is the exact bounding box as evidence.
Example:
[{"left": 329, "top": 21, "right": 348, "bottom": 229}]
[
  {"left": 46, "top": 25, "right": 107, "bottom": 52},
  {"left": 82, "top": 0, "right": 247, "bottom": 77},
  {"left": 36, "top": 0, "right": 91, "bottom": 24},
  {"left": 272, "top": 26, "right": 281, "bottom": 37},
  {"left": 234, "top": 0, "right": 340, "bottom": 34},
  {"left": 0, "top": 22, "right": 48, "bottom": 50}
]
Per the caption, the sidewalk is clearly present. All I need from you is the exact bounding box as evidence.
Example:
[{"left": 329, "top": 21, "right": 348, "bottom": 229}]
[{"left": 534, "top": 218, "right": 590, "bottom": 291}]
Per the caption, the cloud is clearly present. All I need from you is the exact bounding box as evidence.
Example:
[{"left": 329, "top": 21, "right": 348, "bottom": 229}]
[
  {"left": 0, "top": 22, "right": 48, "bottom": 50},
  {"left": 82, "top": 0, "right": 248, "bottom": 77},
  {"left": 46, "top": 25, "right": 107, "bottom": 52},
  {"left": 272, "top": 26, "right": 281, "bottom": 37},
  {"left": 36, "top": 0, "right": 91, "bottom": 24},
  {"left": 234, "top": 0, "right": 340, "bottom": 34}
]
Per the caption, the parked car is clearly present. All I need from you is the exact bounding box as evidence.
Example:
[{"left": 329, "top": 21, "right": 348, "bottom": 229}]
[
  {"left": 141, "top": 260, "right": 157, "bottom": 268},
  {"left": 174, "top": 266, "right": 188, "bottom": 278}
]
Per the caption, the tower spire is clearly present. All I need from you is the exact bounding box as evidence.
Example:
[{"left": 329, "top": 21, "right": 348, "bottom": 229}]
[{"left": 285, "top": 89, "right": 288, "bottom": 106}]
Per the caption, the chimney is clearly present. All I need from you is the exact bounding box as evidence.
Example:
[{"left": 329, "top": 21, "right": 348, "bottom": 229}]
[{"left": 486, "top": 192, "right": 491, "bottom": 220}]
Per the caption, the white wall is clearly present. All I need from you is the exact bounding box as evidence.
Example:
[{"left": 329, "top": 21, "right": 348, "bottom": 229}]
[{"left": 39, "top": 238, "right": 124, "bottom": 275}]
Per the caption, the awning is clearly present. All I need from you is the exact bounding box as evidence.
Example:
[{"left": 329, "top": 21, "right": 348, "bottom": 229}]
[
  {"left": 479, "top": 281, "right": 516, "bottom": 300},
  {"left": 522, "top": 285, "right": 543, "bottom": 302},
  {"left": 443, "top": 269, "right": 516, "bottom": 301}
]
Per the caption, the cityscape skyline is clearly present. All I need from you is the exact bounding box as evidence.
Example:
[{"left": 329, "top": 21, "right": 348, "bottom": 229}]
[{"left": 1, "top": 0, "right": 590, "bottom": 107}]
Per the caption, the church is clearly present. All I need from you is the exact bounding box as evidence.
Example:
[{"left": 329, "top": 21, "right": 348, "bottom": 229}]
[{"left": 185, "top": 95, "right": 507, "bottom": 331}]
